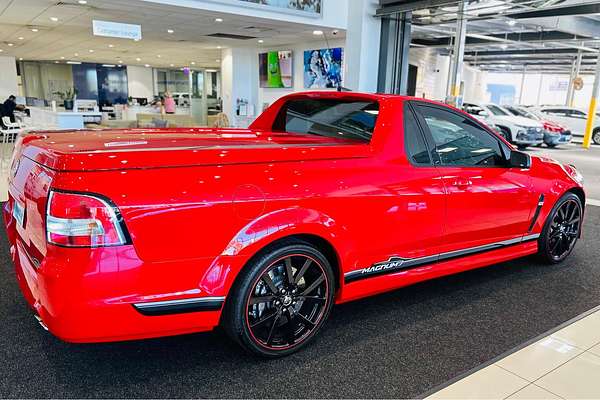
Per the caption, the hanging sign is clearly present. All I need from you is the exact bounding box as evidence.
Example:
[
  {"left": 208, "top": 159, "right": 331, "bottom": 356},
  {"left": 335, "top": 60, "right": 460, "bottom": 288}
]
[{"left": 93, "top": 20, "right": 142, "bottom": 41}]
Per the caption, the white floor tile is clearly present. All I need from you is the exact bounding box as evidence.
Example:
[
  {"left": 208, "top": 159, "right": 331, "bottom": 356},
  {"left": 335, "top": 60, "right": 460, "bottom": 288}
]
[
  {"left": 588, "top": 343, "right": 600, "bottom": 357},
  {"left": 506, "top": 384, "right": 561, "bottom": 399},
  {"left": 426, "top": 365, "right": 528, "bottom": 400},
  {"left": 496, "top": 337, "right": 583, "bottom": 382},
  {"left": 551, "top": 312, "right": 600, "bottom": 350},
  {"left": 536, "top": 352, "right": 600, "bottom": 399}
]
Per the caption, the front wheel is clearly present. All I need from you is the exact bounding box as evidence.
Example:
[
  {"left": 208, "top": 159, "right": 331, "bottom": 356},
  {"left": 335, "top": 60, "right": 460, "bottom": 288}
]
[
  {"left": 222, "top": 241, "right": 335, "bottom": 357},
  {"left": 538, "top": 193, "right": 582, "bottom": 264}
]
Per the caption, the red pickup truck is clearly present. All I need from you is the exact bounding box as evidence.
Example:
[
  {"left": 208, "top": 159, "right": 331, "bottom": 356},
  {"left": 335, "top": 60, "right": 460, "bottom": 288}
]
[{"left": 4, "top": 91, "right": 585, "bottom": 357}]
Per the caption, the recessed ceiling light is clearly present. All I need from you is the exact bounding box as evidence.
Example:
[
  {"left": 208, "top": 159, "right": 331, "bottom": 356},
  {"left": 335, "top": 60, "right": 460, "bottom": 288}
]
[
  {"left": 78, "top": 0, "right": 88, "bottom": 4},
  {"left": 258, "top": 39, "right": 264, "bottom": 43},
  {"left": 67, "top": 61, "right": 82, "bottom": 65},
  {"left": 31, "top": 28, "right": 39, "bottom": 32},
  {"left": 19, "top": 57, "right": 24, "bottom": 61},
  {"left": 506, "top": 19, "right": 516, "bottom": 26},
  {"left": 136, "top": 57, "right": 141, "bottom": 61},
  {"left": 167, "top": 29, "right": 174, "bottom": 34},
  {"left": 215, "top": 18, "right": 223, "bottom": 22},
  {"left": 54, "top": 61, "right": 60, "bottom": 64},
  {"left": 7, "top": 43, "right": 14, "bottom": 47},
  {"left": 60, "top": 56, "right": 65, "bottom": 59},
  {"left": 118, "top": 60, "right": 123, "bottom": 63},
  {"left": 216, "top": 59, "right": 220, "bottom": 62},
  {"left": 108, "top": 44, "right": 114, "bottom": 48},
  {"left": 74, "top": 52, "right": 79, "bottom": 56},
  {"left": 313, "top": 30, "right": 324, "bottom": 35},
  {"left": 170, "top": 63, "right": 175, "bottom": 67},
  {"left": 102, "top": 64, "right": 116, "bottom": 67},
  {"left": 157, "top": 54, "right": 162, "bottom": 58},
  {"left": 217, "top": 46, "right": 222, "bottom": 49},
  {"left": 50, "top": 17, "right": 58, "bottom": 22},
  {"left": 89, "top": 49, "right": 94, "bottom": 53},
  {"left": 0, "top": 49, "right": 4, "bottom": 53},
  {"left": 191, "top": 61, "right": 196, "bottom": 65},
  {"left": 18, "top": 37, "right": 24, "bottom": 40},
  {"left": 144, "top": 64, "right": 150, "bottom": 68}
]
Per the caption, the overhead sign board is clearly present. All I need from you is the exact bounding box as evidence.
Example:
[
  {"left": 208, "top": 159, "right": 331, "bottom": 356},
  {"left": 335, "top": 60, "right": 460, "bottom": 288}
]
[{"left": 92, "top": 20, "right": 142, "bottom": 41}]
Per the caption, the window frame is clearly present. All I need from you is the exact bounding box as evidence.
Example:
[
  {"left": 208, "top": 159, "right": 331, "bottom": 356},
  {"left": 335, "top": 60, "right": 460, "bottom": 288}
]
[
  {"left": 409, "top": 100, "right": 512, "bottom": 169},
  {"left": 403, "top": 102, "right": 434, "bottom": 167}
]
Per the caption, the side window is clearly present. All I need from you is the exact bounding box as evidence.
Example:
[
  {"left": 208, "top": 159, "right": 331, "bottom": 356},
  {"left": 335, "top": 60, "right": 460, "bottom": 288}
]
[
  {"left": 567, "top": 110, "right": 586, "bottom": 119},
  {"left": 404, "top": 106, "right": 431, "bottom": 165},
  {"left": 415, "top": 105, "right": 506, "bottom": 167},
  {"left": 542, "top": 109, "right": 568, "bottom": 117}
]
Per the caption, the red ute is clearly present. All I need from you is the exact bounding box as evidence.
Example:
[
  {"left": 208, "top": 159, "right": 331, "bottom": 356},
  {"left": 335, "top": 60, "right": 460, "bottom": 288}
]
[{"left": 4, "top": 92, "right": 585, "bottom": 357}]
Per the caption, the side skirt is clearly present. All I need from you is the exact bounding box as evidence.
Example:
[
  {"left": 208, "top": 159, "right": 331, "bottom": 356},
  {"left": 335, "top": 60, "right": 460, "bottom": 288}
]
[{"left": 344, "top": 234, "right": 541, "bottom": 284}]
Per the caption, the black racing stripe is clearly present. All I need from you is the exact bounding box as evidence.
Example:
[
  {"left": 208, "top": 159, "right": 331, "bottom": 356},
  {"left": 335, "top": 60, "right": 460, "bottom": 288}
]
[
  {"left": 344, "top": 235, "right": 540, "bottom": 284},
  {"left": 133, "top": 299, "right": 224, "bottom": 316}
]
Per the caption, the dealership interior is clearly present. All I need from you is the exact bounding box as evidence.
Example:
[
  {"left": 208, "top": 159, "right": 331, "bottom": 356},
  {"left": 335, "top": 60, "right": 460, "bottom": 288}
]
[{"left": 2, "top": 0, "right": 600, "bottom": 398}]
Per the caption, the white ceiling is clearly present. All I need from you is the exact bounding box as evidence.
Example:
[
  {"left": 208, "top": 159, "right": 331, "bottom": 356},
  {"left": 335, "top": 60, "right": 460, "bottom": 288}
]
[{"left": 0, "top": 0, "right": 344, "bottom": 68}]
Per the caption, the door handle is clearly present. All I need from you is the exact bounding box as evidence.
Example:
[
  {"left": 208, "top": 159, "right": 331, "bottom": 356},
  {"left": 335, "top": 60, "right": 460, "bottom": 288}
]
[{"left": 452, "top": 178, "right": 473, "bottom": 189}]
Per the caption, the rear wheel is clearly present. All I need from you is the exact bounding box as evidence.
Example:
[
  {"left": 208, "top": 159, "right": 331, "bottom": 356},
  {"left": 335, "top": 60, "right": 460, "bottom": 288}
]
[
  {"left": 538, "top": 193, "right": 582, "bottom": 264},
  {"left": 592, "top": 129, "right": 600, "bottom": 145},
  {"left": 223, "top": 241, "right": 335, "bottom": 357}
]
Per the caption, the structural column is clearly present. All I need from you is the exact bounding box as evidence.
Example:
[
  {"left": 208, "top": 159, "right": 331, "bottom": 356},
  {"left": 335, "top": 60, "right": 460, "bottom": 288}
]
[
  {"left": 582, "top": 55, "right": 600, "bottom": 149},
  {"left": 377, "top": 11, "right": 412, "bottom": 94},
  {"left": 518, "top": 65, "right": 527, "bottom": 104},
  {"left": 448, "top": 0, "right": 467, "bottom": 107},
  {"left": 220, "top": 47, "right": 258, "bottom": 127},
  {"left": 566, "top": 51, "right": 582, "bottom": 106},
  {"left": 345, "top": 0, "right": 382, "bottom": 92}
]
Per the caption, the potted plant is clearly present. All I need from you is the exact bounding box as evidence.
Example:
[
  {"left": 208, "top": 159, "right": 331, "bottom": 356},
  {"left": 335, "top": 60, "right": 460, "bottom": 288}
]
[{"left": 54, "top": 88, "right": 77, "bottom": 110}]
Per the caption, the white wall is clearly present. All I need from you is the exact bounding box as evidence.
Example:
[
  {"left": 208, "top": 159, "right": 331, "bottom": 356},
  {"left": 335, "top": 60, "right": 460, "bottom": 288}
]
[
  {"left": 142, "top": 0, "right": 348, "bottom": 29},
  {"left": 255, "top": 38, "right": 346, "bottom": 109},
  {"left": 0, "top": 56, "right": 19, "bottom": 100},
  {"left": 127, "top": 65, "right": 154, "bottom": 100}
]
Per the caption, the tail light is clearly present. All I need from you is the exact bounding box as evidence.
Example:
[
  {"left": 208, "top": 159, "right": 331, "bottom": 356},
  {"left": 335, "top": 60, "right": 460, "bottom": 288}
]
[{"left": 46, "top": 190, "right": 130, "bottom": 247}]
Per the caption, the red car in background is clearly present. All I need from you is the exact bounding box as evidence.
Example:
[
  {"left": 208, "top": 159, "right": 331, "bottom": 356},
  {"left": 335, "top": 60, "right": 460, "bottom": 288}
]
[{"left": 4, "top": 92, "right": 585, "bottom": 357}]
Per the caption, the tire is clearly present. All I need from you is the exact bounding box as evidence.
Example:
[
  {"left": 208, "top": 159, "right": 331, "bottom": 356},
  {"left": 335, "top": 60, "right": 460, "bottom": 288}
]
[
  {"left": 537, "top": 193, "right": 583, "bottom": 264},
  {"left": 547, "top": 144, "right": 557, "bottom": 148},
  {"left": 592, "top": 129, "right": 600, "bottom": 146},
  {"left": 222, "top": 240, "right": 335, "bottom": 358},
  {"left": 517, "top": 144, "right": 528, "bottom": 150}
]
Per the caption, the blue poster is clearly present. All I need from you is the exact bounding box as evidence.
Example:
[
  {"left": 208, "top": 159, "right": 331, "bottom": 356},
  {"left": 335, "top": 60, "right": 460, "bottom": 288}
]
[{"left": 304, "top": 47, "right": 343, "bottom": 89}]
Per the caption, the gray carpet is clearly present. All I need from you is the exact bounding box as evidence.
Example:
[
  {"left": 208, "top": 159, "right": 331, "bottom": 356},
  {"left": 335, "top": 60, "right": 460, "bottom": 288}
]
[{"left": 1, "top": 206, "right": 599, "bottom": 399}]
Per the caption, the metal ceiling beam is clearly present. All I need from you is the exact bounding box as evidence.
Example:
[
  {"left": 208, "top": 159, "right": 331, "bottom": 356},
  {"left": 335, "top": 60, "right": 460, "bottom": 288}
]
[
  {"left": 464, "top": 48, "right": 592, "bottom": 56},
  {"left": 505, "top": 2, "right": 600, "bottom": 19},
  {"left": 412, "top": 30, "right": 584, "bottom": 47},
  {"left": 376, "top": 0, "right": 457, "bottom": 16}
]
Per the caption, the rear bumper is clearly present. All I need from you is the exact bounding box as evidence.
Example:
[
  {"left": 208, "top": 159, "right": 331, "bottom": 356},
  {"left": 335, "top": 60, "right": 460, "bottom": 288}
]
[
  {"left": 544, "top": 131, "right": 572, "bottom": 146},
  {"left": 3, "top": 202, "right": 224, "bottom": 343}
]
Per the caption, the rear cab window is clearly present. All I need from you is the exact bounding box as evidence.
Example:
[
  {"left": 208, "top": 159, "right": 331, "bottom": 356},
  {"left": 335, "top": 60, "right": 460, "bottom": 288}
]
[{"left": 272, "top": 98, "right": 380, "bottom": 143}]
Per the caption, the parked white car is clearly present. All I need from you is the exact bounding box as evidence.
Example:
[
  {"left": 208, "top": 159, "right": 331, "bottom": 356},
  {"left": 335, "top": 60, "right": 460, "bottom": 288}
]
[
  {"left": 532, "top": 106, "right": 600, "bottom": 145},
  {"left": 462, "top": 103, "right": 544, "bottom": 149}
]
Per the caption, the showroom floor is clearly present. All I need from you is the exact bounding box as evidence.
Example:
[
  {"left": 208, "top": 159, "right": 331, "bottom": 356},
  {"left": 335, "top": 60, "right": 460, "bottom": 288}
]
[
  {"left": 1, "top": 142, "right": 599, "bottom": 398},
  {"left": 426, "top": 307, "right": 600, "bottom": 399}
]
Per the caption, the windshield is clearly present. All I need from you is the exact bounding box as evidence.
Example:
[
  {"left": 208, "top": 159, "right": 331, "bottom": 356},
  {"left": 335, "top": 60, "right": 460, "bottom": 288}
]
[{"left": 486, "top": 104, "right": 510, "bottom": 116}]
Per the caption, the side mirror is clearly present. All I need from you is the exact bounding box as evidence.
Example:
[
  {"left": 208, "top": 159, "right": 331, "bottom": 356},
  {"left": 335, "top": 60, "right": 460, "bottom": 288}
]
[{"left": 509, "top": 150, "right": 531, "bottom": 169}]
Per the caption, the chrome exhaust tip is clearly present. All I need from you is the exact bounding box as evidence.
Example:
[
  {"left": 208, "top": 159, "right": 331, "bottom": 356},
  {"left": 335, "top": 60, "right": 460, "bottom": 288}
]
[{"left": 34, "top": 314, "right": 48, "bottom": 331}]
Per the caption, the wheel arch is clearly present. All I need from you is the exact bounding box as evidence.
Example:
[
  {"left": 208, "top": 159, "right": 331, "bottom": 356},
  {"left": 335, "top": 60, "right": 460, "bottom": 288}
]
[{"left": 567, "top": 186, "right": 586, "bottom": 210}]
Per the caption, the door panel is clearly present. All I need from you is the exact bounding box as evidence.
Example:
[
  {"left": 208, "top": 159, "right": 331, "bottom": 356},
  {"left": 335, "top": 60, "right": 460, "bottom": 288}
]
[{"left": 412, "top": 102, "right": 536, "bottom": 254}]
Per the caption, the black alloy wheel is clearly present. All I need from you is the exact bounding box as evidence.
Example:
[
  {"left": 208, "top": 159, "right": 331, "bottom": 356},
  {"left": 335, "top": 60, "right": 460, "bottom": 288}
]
[
  {"left": 593, "top": 129, "right": 600, "bottom": 146},
  {"left": 538, "top": 193, "right": 582, "bottom": 264},
  {"left": 223, "top": 241, "right": 334, "bottom": 357}
]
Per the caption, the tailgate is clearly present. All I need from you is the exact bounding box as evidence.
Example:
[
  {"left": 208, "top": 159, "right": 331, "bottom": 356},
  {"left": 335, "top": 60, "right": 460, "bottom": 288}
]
[{"left": 7, "top": 154, "right": 55, "bottom": 262}]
